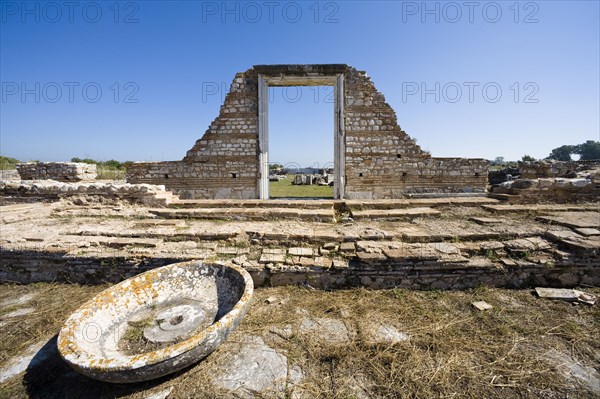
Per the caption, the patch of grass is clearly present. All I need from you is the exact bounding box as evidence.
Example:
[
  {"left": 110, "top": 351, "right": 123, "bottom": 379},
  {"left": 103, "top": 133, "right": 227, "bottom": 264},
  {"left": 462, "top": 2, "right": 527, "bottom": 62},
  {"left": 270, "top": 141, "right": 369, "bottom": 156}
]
[
  {"left": 96, "top": 164, "right": 125, "bottom": 180},
  {"left": 269, "top": 176, "right": 333, "bottom": 198},
  {"left": 0, "top": 155, "right": 20, "bottom": 170}
]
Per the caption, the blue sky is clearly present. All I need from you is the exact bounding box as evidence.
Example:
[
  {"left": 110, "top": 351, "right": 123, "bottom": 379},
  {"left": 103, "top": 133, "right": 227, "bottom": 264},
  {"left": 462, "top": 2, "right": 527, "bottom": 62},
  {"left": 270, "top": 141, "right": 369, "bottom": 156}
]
[{"left": 1, "top": 0, "right": 598, "bottom": 166}]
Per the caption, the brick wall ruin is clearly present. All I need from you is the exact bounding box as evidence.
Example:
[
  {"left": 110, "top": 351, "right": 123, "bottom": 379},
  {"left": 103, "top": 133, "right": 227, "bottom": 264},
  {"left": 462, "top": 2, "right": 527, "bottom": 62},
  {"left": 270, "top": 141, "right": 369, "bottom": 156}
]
[
  {"left": 17, "top": 162, "right": 97, "bottom": 182},
  {"left": 126, "top": 64, "right": 488, "bottom": 199}
]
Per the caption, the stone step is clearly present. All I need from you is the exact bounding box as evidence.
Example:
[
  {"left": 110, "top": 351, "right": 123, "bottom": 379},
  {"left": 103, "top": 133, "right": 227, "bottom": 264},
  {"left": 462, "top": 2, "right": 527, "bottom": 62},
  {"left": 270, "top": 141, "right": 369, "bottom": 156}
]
[
  {"left": 169, "top": 197, "right": 499, "bottom": 211},
  {"left": 149, "top": 207, "right": 335, "bottom": 222},
  {"left": 351, "top": 207, "right": 441, "bottom": 220},
  {"left": 170, "top": 199, "right": 336, "bottom": 209},
  {"left": 483, "top": 204, "right": 600, "bottom": 213}
]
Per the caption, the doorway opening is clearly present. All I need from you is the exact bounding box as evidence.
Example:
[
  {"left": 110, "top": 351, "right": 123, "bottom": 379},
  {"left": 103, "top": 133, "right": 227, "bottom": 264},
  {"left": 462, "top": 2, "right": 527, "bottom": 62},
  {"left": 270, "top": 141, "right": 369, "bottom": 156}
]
[
  {"left": 257, "top": 73, "right": 345, "bottom": 200},
  {"left": 268, "top": 86, "right": 334, "bottom": 199}
]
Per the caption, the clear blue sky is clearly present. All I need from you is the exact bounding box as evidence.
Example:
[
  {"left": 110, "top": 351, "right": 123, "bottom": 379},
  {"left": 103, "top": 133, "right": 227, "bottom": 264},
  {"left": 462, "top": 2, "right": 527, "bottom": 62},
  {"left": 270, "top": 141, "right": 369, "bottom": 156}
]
[{"left": 1, "top": 0, "right": 598, "bottom": 166}]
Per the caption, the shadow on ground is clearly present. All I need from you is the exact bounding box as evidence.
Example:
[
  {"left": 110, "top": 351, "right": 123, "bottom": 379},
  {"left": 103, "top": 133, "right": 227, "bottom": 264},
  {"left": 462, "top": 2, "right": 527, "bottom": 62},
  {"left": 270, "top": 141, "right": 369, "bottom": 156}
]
[{"left": 23, "top": 335, "right": 186, "bottom": 398}]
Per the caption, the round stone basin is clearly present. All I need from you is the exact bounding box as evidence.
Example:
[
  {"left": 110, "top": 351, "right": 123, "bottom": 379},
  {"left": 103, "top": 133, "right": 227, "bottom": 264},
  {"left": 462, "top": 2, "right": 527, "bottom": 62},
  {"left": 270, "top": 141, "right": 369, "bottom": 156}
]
[{"left": 57, "top": 261, "right": 253, "bottom": 383}]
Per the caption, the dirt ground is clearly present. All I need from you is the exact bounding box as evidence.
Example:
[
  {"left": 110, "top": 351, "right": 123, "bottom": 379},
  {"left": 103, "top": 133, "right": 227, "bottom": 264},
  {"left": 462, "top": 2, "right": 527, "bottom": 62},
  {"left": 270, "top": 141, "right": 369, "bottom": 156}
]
[{"left": 0, "top": 283, "right": 599, "bottom": 399}]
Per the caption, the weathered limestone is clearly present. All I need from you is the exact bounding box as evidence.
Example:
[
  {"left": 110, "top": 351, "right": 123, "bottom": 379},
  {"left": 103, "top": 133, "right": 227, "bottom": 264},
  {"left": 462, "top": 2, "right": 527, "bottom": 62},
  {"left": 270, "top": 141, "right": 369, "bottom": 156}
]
[
  {"left": 58, "top": 261, "right": 254, "bottom": 383},
  {"left": 17, "top": 162, "right": 97, "bottom": 181},
  {"left": 126, "top": 64, "right": 488, "bottom": 199},
  {"left": 0, "top": 180, "right": 176, "bottom": 206}
]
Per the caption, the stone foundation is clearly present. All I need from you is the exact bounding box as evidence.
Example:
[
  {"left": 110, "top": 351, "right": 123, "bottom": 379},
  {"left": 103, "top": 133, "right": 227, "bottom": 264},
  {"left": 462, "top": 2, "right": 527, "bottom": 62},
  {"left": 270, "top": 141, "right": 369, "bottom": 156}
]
[
  {"left": 126, "top": 64, "right": 488, "bottom": 199},
  {"left": 0, "top": 180, "right": 175, "bottom": 207},
  {"left": 1, "top": 248, "right": 597, "bottom": 291},
  {"left": 17, "top": 162, "right": 97, "bottom": 181}
]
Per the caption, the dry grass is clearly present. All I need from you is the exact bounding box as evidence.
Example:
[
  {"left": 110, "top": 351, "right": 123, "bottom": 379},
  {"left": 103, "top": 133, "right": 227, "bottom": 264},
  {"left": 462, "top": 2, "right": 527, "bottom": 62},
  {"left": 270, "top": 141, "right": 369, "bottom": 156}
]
[{"left": 1, "top": 284, "right": 599, "bottom": 398}]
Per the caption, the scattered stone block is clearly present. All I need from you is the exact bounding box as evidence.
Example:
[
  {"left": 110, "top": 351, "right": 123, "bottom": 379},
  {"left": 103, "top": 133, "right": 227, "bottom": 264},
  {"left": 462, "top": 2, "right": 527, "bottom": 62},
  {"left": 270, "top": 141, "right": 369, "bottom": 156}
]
[
  {"left": 210, "top": 336, "right": 290, "bottom": 395},
  {"left": 364, "top": 324, "right": 409, "bottom": 345},
  {"left": 299, "top": 317, "right": 350, "bottom": 344},
  {"left": 535, "top": 287, "right": 578, "bottom": 301},
  {"left": 472, "top": 301, "right": 493, "bottom": 311}
]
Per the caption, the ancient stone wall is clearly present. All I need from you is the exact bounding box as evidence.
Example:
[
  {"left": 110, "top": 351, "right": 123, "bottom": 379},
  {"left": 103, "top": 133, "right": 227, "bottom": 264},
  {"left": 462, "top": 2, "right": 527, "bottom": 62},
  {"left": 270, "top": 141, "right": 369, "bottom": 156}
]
[
  {"left": 17, "top": 162, "right": 97, "bottom": 181},
  {"left": 343, "top": 68, "right": 487, "bottom": 198},
  {"left": 126, "top": 65, "right": 488, "bottom": 199},
  {"left": 0, "top": 170, "right": 20, "bottom": 182},
  {"left": 0, "top": 180, "right": 175, "bottom": 207},
  {"left": 519, "top": 160, "right": 579, "bottom": 179}
]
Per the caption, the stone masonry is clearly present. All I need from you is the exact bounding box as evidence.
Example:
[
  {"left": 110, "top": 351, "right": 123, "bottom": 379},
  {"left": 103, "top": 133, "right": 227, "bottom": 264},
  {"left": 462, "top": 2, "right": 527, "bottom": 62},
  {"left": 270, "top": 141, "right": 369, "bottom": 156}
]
[
  {"left": 17, "top": 162, "right": 97, "bottom": 182},
  {"left": 126, "top": 64, "right": 488, "bottom": 199}
]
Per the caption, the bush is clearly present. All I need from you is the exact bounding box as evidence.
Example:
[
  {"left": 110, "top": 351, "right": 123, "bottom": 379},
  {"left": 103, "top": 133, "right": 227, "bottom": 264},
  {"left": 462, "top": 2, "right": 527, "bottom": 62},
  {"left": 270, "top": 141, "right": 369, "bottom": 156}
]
[{"left": 0, "top": 155, "right": 20, "bottom": 170}]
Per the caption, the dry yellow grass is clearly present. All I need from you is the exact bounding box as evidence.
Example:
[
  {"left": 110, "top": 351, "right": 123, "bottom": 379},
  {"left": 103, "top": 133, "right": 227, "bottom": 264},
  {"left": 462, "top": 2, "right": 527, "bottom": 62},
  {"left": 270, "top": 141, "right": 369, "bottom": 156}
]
[{"left": 1, "top": 284, "right": 598, "bottom": 398}]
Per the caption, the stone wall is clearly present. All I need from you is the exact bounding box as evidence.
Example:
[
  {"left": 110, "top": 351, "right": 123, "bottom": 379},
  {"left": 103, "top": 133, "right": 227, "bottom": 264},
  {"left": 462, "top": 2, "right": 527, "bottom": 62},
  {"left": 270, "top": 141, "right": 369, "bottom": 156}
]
[
  {"left": 17, "top": 162, "right": 97, "bottom": 181},
  {"left": 0, "top": 180, "right": 175, "bottom": 207},
  {"left": 343, "top": 68, "right": 487, "bottom": 199},
  {"left": 0, "top": 170, "right": 20, "bottom": 182},
  {"left": 126, "top": 65, "right": 488, "bottom": 199},
  {"left": 519, "top": 160, "right": 579, "bottom": 179},
  {"left": 1, "top": 248, "right": 597, "bottom": 290}
]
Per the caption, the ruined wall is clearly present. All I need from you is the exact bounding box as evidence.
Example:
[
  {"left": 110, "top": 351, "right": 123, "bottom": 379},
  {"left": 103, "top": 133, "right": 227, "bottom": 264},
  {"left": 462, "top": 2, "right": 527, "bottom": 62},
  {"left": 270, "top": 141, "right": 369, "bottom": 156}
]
[
  {"left": 343, "top": 68, "right": 488, "bottom": 199},
  {"left": 17, "top": 162, "right": 97, "bottom": 181},
  {"left": 126, "top": 70, "right": 260, "bottom": 199},
  {"left": 126, "top": 65, "right": 488, "bottom": 199},
  {"left": 519, "top": 160, "right": 579, "bottom": 179},
  {"left": 0, "top": 180, "right": 176, "bottom": 207}
]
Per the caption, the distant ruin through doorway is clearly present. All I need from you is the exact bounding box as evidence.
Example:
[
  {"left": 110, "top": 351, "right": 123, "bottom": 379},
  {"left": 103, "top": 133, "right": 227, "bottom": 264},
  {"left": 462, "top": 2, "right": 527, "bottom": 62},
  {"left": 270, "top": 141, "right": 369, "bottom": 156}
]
[
  {"left": 268, "top": 85, "right": 334, "bottom": 199},
  {"left": 258, "top": 68, "right": 345, "bottom": 199}
]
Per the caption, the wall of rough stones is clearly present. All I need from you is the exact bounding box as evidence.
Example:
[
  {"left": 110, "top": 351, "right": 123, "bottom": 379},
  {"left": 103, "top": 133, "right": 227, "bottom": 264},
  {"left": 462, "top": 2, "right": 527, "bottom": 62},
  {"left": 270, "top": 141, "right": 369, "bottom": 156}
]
[
  {"left": 17, "top": 162, "right": 97, "bottom": 181},
  {"left": 1, "top": 248, "right": 597, "bottom": 290},
  {"left": 0, "top": 170, "right": 20, "bottom": 182},
  {"left": 343, "top": 68, "right": 488, "bottom": 199},
  {"left": 519, "top": 160, "right": 579, "bottom": 179},
  {"left": 0, "top": 180, "right": 175, "bottom": 207},
  {"left": 126, "top": 65, "right": 488, "bottom": 199}
]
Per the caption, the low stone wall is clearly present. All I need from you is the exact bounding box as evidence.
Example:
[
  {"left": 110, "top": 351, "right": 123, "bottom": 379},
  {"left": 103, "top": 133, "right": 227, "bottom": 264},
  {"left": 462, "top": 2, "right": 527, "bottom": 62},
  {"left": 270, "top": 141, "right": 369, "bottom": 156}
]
[
  {"left": 16, "top": 162, "right": 97, "bottom": 181},
  {"left": 1, "top": 248, "right": 597, "bottom": 290},
  {"left": 344, "top": 157, "right": 488, "bottom": 199},
  {"left": 0, "top": 170, "right": 20, "bottom": 182},
  {"left": 0, "top": 180, "right": 175, "bottom": 207},
  {"left": 519, "top": 160, "right": 600, "bottom": 179},
  {"left": 492, "top": 177, "right": 600, "bottom": 203},
  {"left": 125, "top": 161, "right": 258, "bottom": 200}
]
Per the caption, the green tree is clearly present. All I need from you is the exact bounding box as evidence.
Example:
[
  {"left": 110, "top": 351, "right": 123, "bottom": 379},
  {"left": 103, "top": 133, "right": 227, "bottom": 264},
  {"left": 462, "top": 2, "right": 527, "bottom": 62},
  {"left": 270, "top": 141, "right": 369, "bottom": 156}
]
[
  {"left": 521, "top": 155, "right": 536, "bottom": 162},
  {"left": 104, "top": 159, "right": 123, "bottom": 169},
  {"left": 547, "top": 145, "right": 574, "bottom": 161},
  {"left": 575, "top": 140, "right": 600, "bottom": 160}
]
